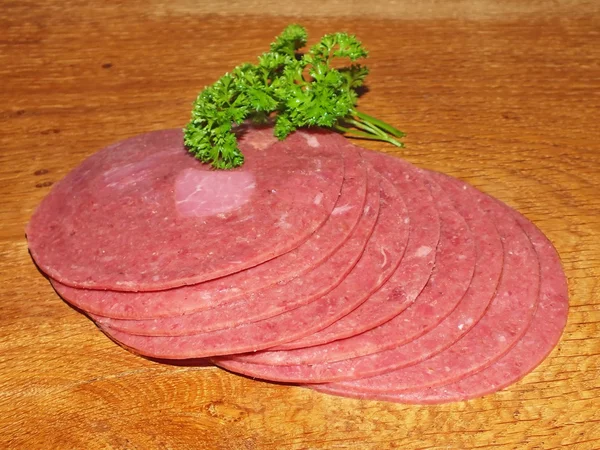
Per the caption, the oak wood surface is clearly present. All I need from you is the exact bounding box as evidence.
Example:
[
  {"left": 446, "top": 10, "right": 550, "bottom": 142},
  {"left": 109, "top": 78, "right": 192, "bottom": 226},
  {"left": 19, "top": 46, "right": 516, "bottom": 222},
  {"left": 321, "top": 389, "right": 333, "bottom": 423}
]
[{"left": 1, "top": 1, "right": 598, "bottom": 448}]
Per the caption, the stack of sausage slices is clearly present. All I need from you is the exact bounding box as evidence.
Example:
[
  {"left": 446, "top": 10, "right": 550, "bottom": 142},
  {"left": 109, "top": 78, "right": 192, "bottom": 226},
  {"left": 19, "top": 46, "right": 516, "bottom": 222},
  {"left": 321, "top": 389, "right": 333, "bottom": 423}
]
[{"left": 27, "top": 127, "right": 568, "bottom": 404}]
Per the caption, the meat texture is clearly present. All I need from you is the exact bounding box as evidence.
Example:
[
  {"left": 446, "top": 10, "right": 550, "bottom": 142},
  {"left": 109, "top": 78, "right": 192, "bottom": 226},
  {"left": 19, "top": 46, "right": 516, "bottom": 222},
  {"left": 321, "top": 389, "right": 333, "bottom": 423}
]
[
  {"left": 27, "top": 128, "right": 345, "bottom": 291},
  {"left": 235, "top": 171, "right": 504, "bottom": 383},
  {"left": 100, "top": 175, "right": 410, "bottom": 358},
  {"left": 90, "top": 167, "right": 381, "bottom": 335},
  {"left": 314, "top": 196, "right": 568, "bottom": 403},
  {"left": 53, "top": 143, "right": 368, "bottom": 320},
  {"left": 214, "top": 169, "right": 477, "bottom": 380},
  {"left": 271, "top": 149, "right": 441, "bottom": 352},
  {"left": 313, "top": 188, "right": 541, "bottom": 397},
  {"left": 26, "top": 126, "right": 566, "bottom": 403}
]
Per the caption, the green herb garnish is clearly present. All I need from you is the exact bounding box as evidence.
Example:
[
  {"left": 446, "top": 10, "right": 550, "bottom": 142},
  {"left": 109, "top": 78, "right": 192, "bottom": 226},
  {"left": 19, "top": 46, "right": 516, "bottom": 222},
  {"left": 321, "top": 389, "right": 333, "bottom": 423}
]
[{"left": 184, "top": 24, "right": 405, "bottom": 169}]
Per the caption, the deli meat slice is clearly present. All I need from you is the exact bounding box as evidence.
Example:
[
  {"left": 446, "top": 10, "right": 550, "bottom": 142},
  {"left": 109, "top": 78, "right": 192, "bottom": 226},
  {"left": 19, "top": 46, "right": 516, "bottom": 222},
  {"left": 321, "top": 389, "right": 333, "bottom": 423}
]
[
  {"left": 214, "top": 169, "right": 476, "bottom": 378},
  {"left": 313, "top": 189, "right": 541, "bottom": 397},
  {"left": 89, "top": 167, "right": 381, "bottom": 335},
  {"left": 51, "top": 144, "right": 368, "bottom": 320},
  {"left": 267, "top": 150, "right": 442, "bottom": 352},
  {"left": 26, "top": 128, "right": 345, "bottom": 291},
  {"left": 314, "top": 205, "right": 568, "bottom": 403},
  {"left": 99, "top": 176, "right": 410, "bottom": 358}
]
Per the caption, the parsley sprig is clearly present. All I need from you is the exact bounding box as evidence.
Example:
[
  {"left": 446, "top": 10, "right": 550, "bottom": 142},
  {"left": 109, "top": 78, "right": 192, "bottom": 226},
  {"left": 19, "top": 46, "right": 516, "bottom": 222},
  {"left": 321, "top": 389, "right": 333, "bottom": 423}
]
[{"left": 184, "top": 24, "right": 405, "bottom": 169}]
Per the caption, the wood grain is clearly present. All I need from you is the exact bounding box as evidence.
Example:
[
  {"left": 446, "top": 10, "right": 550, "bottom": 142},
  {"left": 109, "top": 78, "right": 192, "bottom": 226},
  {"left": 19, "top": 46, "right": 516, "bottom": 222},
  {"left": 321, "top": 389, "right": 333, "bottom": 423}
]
[{"left": 1, "top": 1, "right": 599, "bottom": 448}]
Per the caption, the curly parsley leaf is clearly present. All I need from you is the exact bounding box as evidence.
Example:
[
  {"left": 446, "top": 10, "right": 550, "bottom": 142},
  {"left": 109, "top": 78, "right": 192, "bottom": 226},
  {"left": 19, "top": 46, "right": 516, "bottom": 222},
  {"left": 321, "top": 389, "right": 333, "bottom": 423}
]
[{"left": 185, "top": 24, "right": 405, "bottom": 169}]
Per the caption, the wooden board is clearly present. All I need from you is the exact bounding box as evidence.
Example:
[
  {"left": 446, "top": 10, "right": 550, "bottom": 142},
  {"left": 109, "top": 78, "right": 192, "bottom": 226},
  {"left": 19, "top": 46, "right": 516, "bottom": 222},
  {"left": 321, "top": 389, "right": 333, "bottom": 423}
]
[{"left": 1, "top": 1, "right": 599, "bottom": 448}]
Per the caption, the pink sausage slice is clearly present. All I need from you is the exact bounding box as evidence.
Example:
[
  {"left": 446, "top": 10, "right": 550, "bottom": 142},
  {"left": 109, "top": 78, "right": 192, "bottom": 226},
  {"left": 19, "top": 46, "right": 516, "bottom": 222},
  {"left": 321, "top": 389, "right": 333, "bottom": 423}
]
[
  {"left": 52, "top": 141, "right": 368, "bottom": 319},
  {"left": 27, "top": 128, "right": 345, "bottom": 291}
]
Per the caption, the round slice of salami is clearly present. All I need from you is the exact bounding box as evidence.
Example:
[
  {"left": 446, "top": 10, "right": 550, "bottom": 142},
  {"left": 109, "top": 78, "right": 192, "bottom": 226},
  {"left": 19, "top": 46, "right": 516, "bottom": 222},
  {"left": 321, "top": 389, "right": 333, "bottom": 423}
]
[
  {"left": 313, "top": 188, "right": 541, "bottom": 396},
  {"left": 88, "top": 167, "right": 381, "bottom": 335},
  {"left": 99, "top": 176, "right": 409, "bottom": 358},
  {"left": 314, "top": 205, "right": 568, "bottom": 403},
  {"left": 265, "top": 151, "right": 443, "bottom": 353},
  {"left": 214, "top": 170, "right": 476, "bottom": 379},
  {"left": 51, "top": 144, "right": 368, "bottom": 320},
  {"left": 27, "top": 128, "right": 345, "bottom": 291}
]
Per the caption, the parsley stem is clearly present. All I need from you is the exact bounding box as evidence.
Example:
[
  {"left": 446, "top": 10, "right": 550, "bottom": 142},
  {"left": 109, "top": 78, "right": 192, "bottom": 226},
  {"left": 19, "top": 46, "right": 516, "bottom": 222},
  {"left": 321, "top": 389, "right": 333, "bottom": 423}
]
[
  {"left": 334, "top": 125, "right": 389, "bottom": 141},
  {"left": 343, "top": 114, "right": 405, "bottom": 148},
  {"left": 353, "top": 110, "right": 406, "bottom": 139},
  {"left": 346, "top": 117, "right": 386, "bottom": 138}
]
